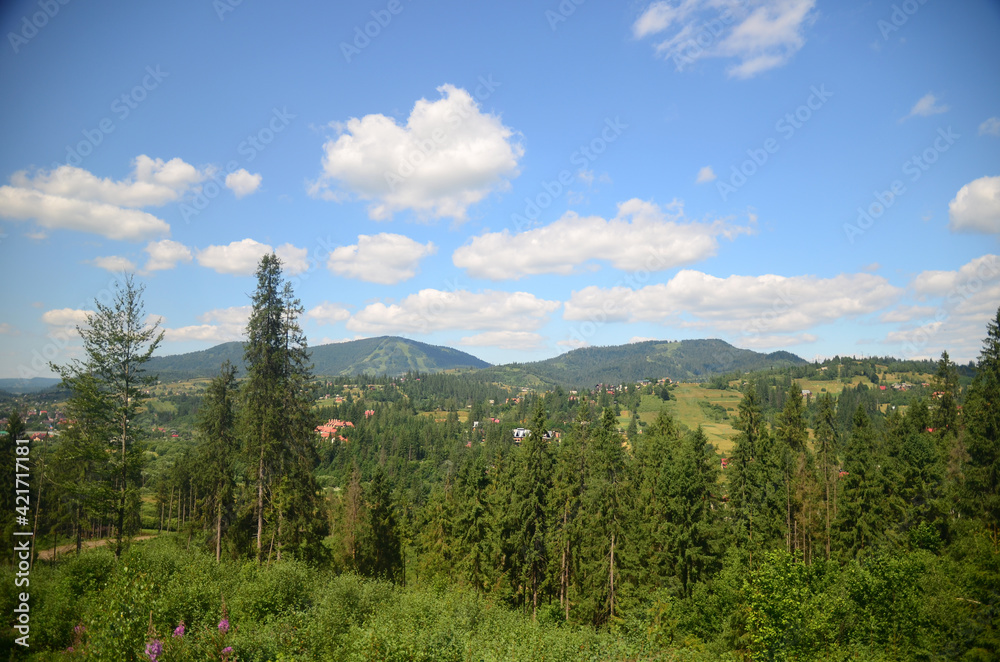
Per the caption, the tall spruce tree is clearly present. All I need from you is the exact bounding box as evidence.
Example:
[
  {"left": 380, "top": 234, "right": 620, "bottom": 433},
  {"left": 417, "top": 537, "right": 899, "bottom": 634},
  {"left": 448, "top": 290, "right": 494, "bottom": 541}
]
[
  {"left": 836, "top": 405, "right": 890, "bottom": 558},
  {"left": 196, "top": 361, "right": 239, "bottom": 562},
  {"left": 513, "top": 402, "right": 554, "bottom": 618},
  {"left": 963, "top": 306, "right": 1000, "bottom": 527}
]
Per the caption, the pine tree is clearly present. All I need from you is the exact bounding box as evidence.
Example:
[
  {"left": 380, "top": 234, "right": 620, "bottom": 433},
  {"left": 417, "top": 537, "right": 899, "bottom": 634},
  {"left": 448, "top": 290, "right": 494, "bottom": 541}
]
[
  {"left": 51, "top": 275, "right": 162, "bottom": 558},
  {"left": 548, "top": 403, "right": 589, "bottom": 621},
  {"left": 814, "top": 393, "right": 838, "bottom": 559},
  {"left": 358, "top": 466, "right": 403, "bottom": 582},
  {"left": 667, "top": 426, "right": 721, "bottom": 598},
  {"left": 836, "top": 406, "right": 890, "bottom": 558},
  {"left": 626, "top": 407, "right": 677, "bottom": 592},
  {"left": 578, "top": 407, "right": 628, "bottom": 626},
  {"left": 196, "top": 361, "right": 239, "bottom": 562},
  {"left": 512, "top": 402, "right": 554, "bottom": 618},
  {"left": 963, "top": 306, "right": 1000, "bottom": 528}
]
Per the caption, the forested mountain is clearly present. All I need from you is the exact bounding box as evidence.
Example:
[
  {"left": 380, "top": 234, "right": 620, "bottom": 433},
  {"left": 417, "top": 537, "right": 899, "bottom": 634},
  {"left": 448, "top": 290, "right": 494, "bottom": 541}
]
[
  {"left": 0, "top": 376, "right": 61, "bottom": 393},
  {"left": 146, "top": 337, "right": 803, "bottom": 387},
  {"left": 146, "top": 336, "right": 490, "bottom": 379},
  {"left": 480, "top": 338, "right": 807, "bottom": 388}
]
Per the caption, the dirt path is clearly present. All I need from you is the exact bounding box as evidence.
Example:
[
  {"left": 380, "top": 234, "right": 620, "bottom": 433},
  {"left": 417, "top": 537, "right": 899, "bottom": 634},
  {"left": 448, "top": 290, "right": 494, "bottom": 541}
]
[{"left": 35, "top": 534, "right": 157, "bottom": 560}]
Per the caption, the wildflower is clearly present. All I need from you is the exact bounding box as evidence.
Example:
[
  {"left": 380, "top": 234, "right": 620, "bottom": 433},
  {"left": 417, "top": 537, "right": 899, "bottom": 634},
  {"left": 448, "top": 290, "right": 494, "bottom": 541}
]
[
  {"left": 73, "top": 624, "right": 85, "bottom": 635},
  {"left": 218, "top": 618, "right": 230, "bottom": 633},
  {"left": 173, "top": 621, "right": 185, "bottom": 638},
  {"left": 222, "top": 646, "right": 233, "bottom": 653},
  {"left": 145, "top": 639, "right": 163, "bottom": 662}
]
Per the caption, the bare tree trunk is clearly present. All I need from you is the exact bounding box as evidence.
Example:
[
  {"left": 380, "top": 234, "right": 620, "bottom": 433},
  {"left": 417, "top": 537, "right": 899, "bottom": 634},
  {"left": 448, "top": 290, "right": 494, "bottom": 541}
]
[
  {"left": 257, "top": 447, "right": 265, "bottom": 564},
  {"left": 167, "top": 485, "right": 174, "bottom": 533},
  {"left": 216, "top": 503, "right": 222, "bottom": 563}
]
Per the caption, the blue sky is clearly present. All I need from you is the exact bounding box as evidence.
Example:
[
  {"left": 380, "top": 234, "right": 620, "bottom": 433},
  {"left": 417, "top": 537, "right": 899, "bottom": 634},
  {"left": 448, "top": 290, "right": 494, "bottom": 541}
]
[{"left": 1, "top": 0, "right": 999, "bottom": 379}]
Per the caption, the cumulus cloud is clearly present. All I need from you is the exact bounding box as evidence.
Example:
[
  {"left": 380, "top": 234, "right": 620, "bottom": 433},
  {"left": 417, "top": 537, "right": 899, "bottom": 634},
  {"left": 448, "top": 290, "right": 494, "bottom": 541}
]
[
  {"left": 0, "top": 323, "right": 18, "bottom": 336},
  {"left": 309, "top": 84, "right": 523, "bottom": 221},
  {"left": 225, "top": 169, "right": 262, "bottom": 198},
  {"left": 633, "top": 0, "right": 816, "bottom": 78},
  {"left": 911, "top": 254, "right": 999, "bottom": 297},
  {"left": 347, "top": 289, "right": 560, "bottom": 335},
  {"left": 980, "top": 117, "right": 1000, "bottom": 137},
  {"left": 557, "top": 338, "right": 590, "bottom": 349},
  {"left": 197, "top": 239, "right": 309, "bottom": 276},
  {"left": 0, "top": 156, "right": 208, "bottom": 241},
  {"left": 459, "top": 331, "right": 545, "bottom": 350},
  {"left": 695, "top": 166, "right": 716, "bottom": 183},
  {"left": 564, "top": 270, "right": 901, "bottom": 345},
  {"left": 327, "top": 233, "right": 436, "bottom": 284},
  {"left": 143, "top": 239, "right": 193, "bottom": 272},
  {"left": 42, "top": 308, "right": 93, "bottom": 329},
  {"left": 902, "top": 93, "right": 949, "bottom": 121},
  {"left": 164, "top": 306, "right": 250, "bottom": 342},
  {"left": 453, "top": 199, "right": 752, "bottom": 280},
  {"left": 887, "top": 254, "right": 1000, "bottom": 360},
  {"left": 89, "top": 255, "right": 137, "bottom": 273},
  {"left": 948, "top": 176, "right": 1000, "bottom": 234},
  {"left": 306, "top": 302, "right": 352, "bottom": 325}
]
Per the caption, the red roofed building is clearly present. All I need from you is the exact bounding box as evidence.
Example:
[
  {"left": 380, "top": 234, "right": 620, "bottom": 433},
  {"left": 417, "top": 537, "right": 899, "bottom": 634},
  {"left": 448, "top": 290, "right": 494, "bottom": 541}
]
[{"left": 316, "top": 419, "right": 355, "bottom": 439}]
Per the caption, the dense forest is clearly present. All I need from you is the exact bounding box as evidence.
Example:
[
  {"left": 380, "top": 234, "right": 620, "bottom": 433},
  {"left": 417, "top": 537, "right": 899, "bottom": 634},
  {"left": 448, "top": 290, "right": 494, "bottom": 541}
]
[{"left": 2, "top": 256, "right": 999, "bottom": 661}]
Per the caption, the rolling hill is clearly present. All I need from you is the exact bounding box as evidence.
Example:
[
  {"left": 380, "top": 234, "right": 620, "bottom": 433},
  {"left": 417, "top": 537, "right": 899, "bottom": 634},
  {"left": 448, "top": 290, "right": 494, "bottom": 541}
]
[
  {"left": 145, "top": 336, "right": 490, "bottom": 380},
  {"left": 476, "top": 339, "right": 807, "bottom": 388}
]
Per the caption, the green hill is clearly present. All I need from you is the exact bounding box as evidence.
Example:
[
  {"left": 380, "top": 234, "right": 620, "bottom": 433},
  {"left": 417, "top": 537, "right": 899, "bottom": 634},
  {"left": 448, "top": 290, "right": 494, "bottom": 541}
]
[
  {"left": 478, "top": 339, "right": 807, "bottom": 388},
  {"left": 146, "top": 336, "right": 490, "bottom": 380}
]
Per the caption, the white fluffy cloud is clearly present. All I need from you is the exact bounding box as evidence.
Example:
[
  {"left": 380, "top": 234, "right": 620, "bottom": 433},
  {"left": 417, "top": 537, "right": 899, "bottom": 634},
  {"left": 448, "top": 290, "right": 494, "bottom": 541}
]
[
  {"left": 225, "top": 169, "right": 262, "bottom": 198},
  {"left": 0, "top": 156, "right": 207, "bottom": 241},
  {"left": 695, "top": 166, "right": 716, "bottom": 183},
  {"left": 41, "top": 308, "right": 93, "bottom": 330},
  {"left": 327, "top": 233, "right": 436, "bottom": 284},
  {"left": 347, "top": 289, "right": 560, "bottom": 335},
  {"left": 144, "top": 239, "right": 193, "bottom": 272},
  {"left": 197, "top": 239, "right": 309, "bottom": 276},
  {"left": 453, "top": 199, "right": 751, "bottom": 280},
  {"left": 459, "top": 331, "right": 545, "bottom": 351},
  {"left": 564, "top": 270, "right": 901, "bottom": 344},
  {"left": 164, "top": 306, "right": 250, "bottom": 342},
  {"left": 903, "top": 93, "right": 949, "bottom": 120},
  {"left": 0, "top": 187, "right": 170, "bottom": 241},
  {"left": 309, "top": 84, "right": 523, "bottom": 221},
  {"left": 979, "top": 117, "right": 1000, "bottom": 137},
  {"left": 306, "top": 302, "right": 352, "bottom": 325},
  {"left": 89, "top": 255, "right": 137, "bottom": 272},
  {"left": 633, "top": 0, "right": 816, "bottom": 78},
  {"left": 887, "top": 254, "right": 1000, "bottom": 360},
  {"left": 948, "top": 176, "right": 1000, "bottom": 234}
]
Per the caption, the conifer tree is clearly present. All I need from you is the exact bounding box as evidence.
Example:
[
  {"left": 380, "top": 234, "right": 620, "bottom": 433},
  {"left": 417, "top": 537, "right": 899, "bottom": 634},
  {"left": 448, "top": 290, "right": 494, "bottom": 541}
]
[
  {"left": 963, "top": 306, "right": 1000, "bottom": 527},
  {"left": 667, "top": 426, "right": 721, "bottom": 597},
  {"left": 836, "top": 406, "right": 890, "bottom": 558},
  {"left": 51, "top": 275, "right": 162, "bottom": 558},
  {"left": 512, "top": 402, "right": 554, "bottom": 617},
  {"left": 196, "top": 361, "right": 239, "bottom": 562}
]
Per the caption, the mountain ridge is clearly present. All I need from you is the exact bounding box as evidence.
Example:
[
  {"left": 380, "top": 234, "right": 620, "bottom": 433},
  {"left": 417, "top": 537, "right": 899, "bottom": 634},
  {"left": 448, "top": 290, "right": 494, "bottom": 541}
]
[{"left": 143, "top": 336, "right": 805, "bottom": 387}]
